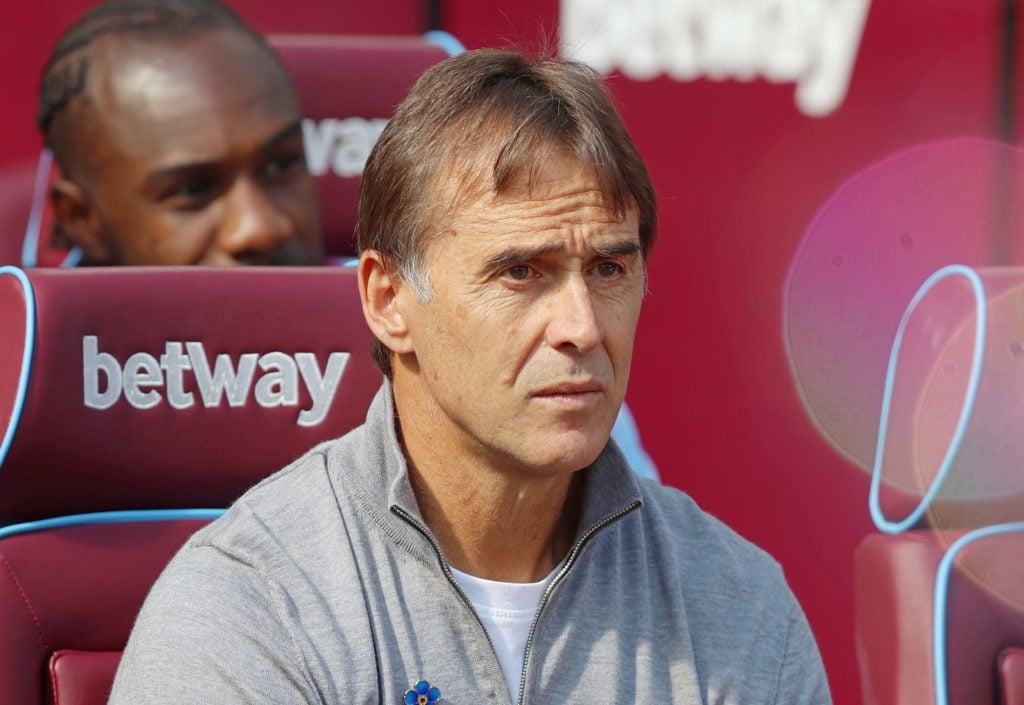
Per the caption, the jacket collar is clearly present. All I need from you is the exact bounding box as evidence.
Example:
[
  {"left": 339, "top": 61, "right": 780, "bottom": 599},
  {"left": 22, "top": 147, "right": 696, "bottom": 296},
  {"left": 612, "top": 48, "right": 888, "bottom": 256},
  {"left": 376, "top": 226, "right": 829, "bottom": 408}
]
[{"left": 333, "top": 381, "right": 644, "bottom": 561}]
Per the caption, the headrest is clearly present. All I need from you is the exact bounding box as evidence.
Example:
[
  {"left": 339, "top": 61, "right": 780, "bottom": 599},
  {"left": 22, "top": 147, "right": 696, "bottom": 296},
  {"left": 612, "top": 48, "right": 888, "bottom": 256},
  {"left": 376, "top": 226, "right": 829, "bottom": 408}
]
[
  {"left": 0, "top": 266, "right": 382, "bottom": 524},
  {"left": 269, "top": 33, "right": 459, "bottom": 258}
]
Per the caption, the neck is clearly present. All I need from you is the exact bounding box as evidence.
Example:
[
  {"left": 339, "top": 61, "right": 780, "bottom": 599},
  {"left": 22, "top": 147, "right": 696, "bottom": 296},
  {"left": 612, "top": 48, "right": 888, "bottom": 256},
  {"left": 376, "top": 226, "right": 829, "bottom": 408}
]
[{"left": 392, "top": 378, "right": 582, "bottom": 583}]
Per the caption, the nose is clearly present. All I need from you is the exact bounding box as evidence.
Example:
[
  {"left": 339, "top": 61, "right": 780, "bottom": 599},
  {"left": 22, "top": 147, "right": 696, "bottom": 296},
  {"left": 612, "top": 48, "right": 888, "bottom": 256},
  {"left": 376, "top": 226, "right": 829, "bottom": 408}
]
[
  {"left": 216, "top": 177, "right": 298, "bottom": 264},
  {"left": 545, "top": 274, "right": 604, "bottom": 353}
]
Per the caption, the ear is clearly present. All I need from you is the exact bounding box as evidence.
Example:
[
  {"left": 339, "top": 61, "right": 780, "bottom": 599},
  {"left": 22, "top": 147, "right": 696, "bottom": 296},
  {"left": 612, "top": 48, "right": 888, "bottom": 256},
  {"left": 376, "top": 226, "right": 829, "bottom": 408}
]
[
  {"left": 358, "top": 250, "right": 415, "bottom": 356},
  {"left": 50, "top": 179, "right": 112, "bottom": 264}
]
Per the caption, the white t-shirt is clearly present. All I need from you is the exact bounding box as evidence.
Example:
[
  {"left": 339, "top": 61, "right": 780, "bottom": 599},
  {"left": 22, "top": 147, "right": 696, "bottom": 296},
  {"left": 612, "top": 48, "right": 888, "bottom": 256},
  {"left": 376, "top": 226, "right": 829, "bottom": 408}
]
[{"left": 449, "top": 565, "right": 560, "bottom": 704}]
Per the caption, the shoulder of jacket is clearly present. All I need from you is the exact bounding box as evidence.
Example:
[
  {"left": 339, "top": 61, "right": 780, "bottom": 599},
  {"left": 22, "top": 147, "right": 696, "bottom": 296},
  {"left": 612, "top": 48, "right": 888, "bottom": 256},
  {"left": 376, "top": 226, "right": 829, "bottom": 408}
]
[
  {"left": 186, "top": 434, "right": 354, "bottom": 553},
  {"left": 635, "top": 479, "right": 786, "bottom": 586}
]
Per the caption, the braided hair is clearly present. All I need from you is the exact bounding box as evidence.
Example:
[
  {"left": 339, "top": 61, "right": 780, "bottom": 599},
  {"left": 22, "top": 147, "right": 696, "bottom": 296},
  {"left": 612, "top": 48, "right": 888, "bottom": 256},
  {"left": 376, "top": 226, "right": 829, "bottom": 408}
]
[{"left": 38, "top": 0, "right": 271, "bottom": 148}]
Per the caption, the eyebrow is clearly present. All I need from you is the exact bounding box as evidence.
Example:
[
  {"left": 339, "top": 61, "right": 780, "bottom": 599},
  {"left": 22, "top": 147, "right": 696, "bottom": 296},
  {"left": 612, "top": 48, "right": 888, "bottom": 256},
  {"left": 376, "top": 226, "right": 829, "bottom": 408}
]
[
  {"left": 487, "top": 243, "right": 564, "bottom": 268},
  {"left": 144, "top": 120, "right": 304, "bottom": 188},
  {"left": 593, "top": 241, "right": 642, "bottom": 258},
  {"left": 262, "top": 119, "right": 305, "bottom": 150},
  {"left": 485, "top": 238, "right": 642, "bottom": 269}
]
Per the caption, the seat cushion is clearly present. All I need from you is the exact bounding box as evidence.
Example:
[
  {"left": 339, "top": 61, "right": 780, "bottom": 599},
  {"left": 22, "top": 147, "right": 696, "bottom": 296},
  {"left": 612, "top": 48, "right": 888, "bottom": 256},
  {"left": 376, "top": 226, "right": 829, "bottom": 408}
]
[
  {"left": 1001, "top": 647, "right": 1024, "bottom": 705},
  {"left": 48, "top": 650, "right": 120, "bottom": 705},
  {"left": 0, "top": 520, "right": 208, "bottom": 704},
  {"left": 857, "top": 531, "right": 1024, "bottom": 705}
]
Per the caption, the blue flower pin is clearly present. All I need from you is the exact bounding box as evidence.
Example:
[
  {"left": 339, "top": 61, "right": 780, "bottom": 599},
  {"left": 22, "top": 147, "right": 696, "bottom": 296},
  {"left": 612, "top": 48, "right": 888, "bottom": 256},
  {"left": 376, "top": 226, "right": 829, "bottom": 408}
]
[{"left": 404, "top": 679, "right": 441, "bottom": 705}]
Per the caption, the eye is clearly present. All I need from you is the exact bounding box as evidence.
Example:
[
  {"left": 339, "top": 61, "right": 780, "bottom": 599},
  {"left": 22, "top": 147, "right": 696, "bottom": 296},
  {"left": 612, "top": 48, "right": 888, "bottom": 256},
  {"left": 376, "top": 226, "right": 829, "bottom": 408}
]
[
  {"left": 159, "top": 177, "right": 218, "bottom": 210},
  {"left": 263, "top": 151, "right": 304, "bottom": 179},
  {"left": 595, "top": 261, "right": 624, "bottom": 278},
  {"left": 175, "top": 179, "right": 213, "bottom": 198},
  {"left": 504, "top": 264, "right": 532, "bottom": 281}
]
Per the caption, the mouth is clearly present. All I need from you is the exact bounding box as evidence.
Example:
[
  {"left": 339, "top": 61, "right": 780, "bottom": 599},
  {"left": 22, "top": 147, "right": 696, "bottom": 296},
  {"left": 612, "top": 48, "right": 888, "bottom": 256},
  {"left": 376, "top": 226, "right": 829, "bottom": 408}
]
[{"left": 531, "top": 380, "right": 606, "bottom": 408}]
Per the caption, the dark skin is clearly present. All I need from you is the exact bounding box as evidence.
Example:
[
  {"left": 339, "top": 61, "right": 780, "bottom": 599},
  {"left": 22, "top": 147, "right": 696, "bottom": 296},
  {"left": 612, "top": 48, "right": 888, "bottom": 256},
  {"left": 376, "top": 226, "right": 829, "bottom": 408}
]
[{"left": 49, "top": 28, "right": 323, "bottom": 265}]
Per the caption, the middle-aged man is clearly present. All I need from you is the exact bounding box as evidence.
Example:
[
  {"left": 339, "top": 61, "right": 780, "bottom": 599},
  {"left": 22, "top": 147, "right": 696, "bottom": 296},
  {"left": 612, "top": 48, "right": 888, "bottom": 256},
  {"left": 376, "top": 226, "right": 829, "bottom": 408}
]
[
  {"left": 36, "top": 0, "right": 322, "bottom": 265},
  {"left": 110, "top": 48, "right": 831, "bottom": 704}
]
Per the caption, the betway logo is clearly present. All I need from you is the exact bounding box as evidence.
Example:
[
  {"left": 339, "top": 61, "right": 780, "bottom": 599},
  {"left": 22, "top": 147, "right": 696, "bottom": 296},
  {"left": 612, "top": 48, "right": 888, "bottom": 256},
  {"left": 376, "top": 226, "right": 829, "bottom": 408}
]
[
  {"left": 83, "top": 336, "right": 348, "bottom": 427},
  {"left": 561, "top": 0, "right": 871, "bottom": 117},
  {"left": 302, "top": 117, "right": 389, "bottom": 177}
]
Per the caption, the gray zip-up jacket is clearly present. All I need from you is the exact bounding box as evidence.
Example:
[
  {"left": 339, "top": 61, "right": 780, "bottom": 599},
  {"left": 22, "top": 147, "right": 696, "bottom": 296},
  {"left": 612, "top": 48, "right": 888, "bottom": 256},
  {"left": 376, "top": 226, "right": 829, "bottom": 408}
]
[{"left": 110, "top": 385, "right": 831, "bottom": 704}]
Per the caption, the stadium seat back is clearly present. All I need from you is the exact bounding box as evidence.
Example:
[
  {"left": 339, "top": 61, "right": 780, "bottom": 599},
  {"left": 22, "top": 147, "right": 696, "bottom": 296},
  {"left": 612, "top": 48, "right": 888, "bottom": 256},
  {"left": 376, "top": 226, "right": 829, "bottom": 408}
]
[{"left": 0, "top": 266, "right": 381, "bottom": 704}]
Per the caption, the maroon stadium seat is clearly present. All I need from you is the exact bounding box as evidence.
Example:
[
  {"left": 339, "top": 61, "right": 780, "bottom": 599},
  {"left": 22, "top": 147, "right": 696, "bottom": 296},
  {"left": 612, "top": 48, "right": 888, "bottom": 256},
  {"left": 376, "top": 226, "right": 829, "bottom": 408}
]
[
  {"left": 0, "top": 266, "right": 381, "bottom": 704},
  {"left": 853, "top": 263, "right": 1024, "bottom": 705},
  {"left": 856, "top": 529, "right": 1024, "bottom": 705}
]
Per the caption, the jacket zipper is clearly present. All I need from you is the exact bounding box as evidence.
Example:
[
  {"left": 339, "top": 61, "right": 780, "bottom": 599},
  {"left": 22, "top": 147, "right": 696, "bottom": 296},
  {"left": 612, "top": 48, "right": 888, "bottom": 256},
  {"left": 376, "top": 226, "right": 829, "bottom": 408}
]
[
  {"left": 390, "top": 506, "right": 512, "bottom": 704},
  {"left": 391, "top": 499, "right": 642, "bottom": 705},
  {"left": 515, "top": 500, "right": 641, "bottom": 705}
]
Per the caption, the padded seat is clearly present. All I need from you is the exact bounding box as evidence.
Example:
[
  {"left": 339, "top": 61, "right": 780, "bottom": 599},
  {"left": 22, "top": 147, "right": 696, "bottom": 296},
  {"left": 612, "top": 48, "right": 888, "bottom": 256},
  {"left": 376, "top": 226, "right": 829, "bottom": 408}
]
[
  {"left": 856, "top": 530, "right": 1024, "bottom": 705},
  {"left": 1, "top": 520, "right": 207, "bottom": 704},
  {"left": 0, "top": 266, "right": 381, "bottom": 704},
  {"left": 1000, "top": 648, "right": 1024, "bottom": 705},
  {"left": 49, "top": 650, "right": 121, "bottom": 705}
]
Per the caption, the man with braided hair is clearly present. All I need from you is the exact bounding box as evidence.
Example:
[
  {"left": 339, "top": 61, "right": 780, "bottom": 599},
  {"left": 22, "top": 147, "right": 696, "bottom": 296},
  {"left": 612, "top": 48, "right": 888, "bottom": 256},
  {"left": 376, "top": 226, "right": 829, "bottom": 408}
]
[{"left": 37, "top": 0, "right": 322, "bottom": 265}]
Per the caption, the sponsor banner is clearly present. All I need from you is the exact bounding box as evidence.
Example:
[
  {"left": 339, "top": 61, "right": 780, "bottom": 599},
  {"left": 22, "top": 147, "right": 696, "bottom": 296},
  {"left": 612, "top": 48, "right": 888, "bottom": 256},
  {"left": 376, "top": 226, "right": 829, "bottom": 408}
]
[
  {"left": 83, "top": 336, "right": 349, "bottom": 427},
  {"left": 561, "top": 0, "right": 871, "bottom": 116}
]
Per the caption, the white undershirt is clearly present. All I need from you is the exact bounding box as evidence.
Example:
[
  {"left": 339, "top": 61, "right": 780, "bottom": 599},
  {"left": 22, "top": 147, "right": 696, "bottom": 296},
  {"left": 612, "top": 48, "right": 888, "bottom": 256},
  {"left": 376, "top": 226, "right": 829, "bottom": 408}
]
[{"left": 449, "top": 565, "right": 560, "bottom": 704}]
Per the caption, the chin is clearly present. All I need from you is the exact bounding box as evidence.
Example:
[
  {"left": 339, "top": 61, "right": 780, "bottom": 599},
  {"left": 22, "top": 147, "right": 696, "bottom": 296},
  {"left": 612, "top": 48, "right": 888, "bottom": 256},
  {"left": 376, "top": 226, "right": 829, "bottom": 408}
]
[{"left": 521, "top": 431, "right": 609, "bottom": 475}]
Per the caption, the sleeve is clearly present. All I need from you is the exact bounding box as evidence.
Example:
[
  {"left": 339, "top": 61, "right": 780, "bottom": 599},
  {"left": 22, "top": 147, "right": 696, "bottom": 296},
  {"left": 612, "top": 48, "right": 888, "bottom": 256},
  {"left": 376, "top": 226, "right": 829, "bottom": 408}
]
[
  {"left": 108, "top": 544, "right": 320, "bottom": 705},
  {"left": 771, "top": 598, "right": 833, "bottom": 705}
]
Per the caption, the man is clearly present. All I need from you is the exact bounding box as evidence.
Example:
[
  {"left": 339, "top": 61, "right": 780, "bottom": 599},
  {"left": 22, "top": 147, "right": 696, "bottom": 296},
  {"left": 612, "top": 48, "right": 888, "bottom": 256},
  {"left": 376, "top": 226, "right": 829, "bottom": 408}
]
[
  {"left": 36, "top": 0, "right": 322, "bottom": 265},
  {"left": 111, "top": 47, "right": 830, "bottom": 704}
]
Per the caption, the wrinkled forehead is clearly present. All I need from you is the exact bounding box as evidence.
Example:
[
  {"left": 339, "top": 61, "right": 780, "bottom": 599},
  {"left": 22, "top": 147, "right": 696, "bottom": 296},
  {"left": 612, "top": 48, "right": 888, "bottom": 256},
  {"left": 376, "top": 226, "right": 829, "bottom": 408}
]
[
  {"left": 432, "top": 137, "right": 615, "bottom": 220},
  {"left": 425, "top": 150, "right": 639, "bottom": 264}
]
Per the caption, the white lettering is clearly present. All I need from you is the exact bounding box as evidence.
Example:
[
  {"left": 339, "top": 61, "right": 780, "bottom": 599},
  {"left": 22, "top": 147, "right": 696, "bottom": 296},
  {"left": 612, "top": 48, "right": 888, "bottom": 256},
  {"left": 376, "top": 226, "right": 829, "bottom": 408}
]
[
  {"left": 187, "top": 343, "right": 257, "bottom": 408},
  {"left": 296, "top": 352, "right": 350, "bottom": 427},
  {"left": 302, "top": 117, "right": 389, "bottom": 177},
  {"left": 800, "top": 0, "right": 872, "bottom": 116},
  {"left": 160, "top": 342, "right": 194, "bottom": 409},
  {"left": 255, "top": 352, "right": 299, "bottom": 408},
  {"left": 123, "top": 352, "right": 162, "bottom": 409},
  {"left": 81, "top": 338, "right": 347, "bottom": 426},
  {"left": 302, "top": 118, "right": 336, "bottom": 177},
  {"left": 560, "top": 0, "right": 871, "bottom": 117},
  {"left": 83, "top": 335, "right": 121, "bottom": 410},
  {"left": 332, "top": 118, "right": 387, "bottom": 177}
]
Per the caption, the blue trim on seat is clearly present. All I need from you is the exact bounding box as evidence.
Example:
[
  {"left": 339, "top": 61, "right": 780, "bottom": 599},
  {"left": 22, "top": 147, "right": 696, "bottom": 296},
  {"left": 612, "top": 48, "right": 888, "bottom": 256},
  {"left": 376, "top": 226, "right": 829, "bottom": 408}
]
[
  {"left": 611, "top": 404, "right": 659, "bottom": 481},
  {"left": 21, "top": 150, "right": 53, "bottom": 268},
  {"left": 0, "top": 267, "right": 35, "bottom": 473},
  {"left": 933, "top": 522, "right": 1024, "bottom": 705},
  {"left": 424, "top": 30, "right": 465, "bottom": 56},
  {"left": 0, "top": 508, "right": 226, "bottom": 540},
  {"left": 60, "top": 247, "right": 83, "bottom": 267},
  {"left": 869, "top": 265, "right": 986, "bottom": 534}
]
